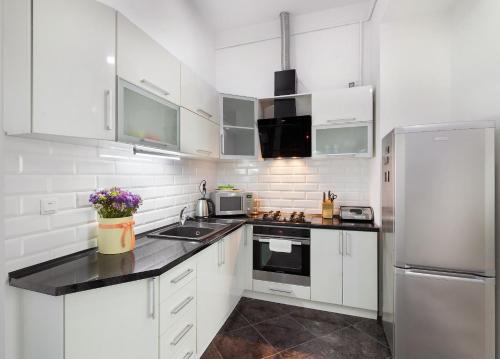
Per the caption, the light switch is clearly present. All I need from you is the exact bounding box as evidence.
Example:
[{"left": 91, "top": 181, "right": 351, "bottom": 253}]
[{"left": 41, "top": 198, "right": 58, "bottom": 215}]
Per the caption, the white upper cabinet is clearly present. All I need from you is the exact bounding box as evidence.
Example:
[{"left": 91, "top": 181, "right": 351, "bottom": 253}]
[
  {"left": 220, "top": 94, "right": 258, "bottom": 159},
  {"left": 312, "top": 85, "right": 374, "bottom": 126},
  {"left": 180, "top": 108, "right": 219, "bottom": 159},
  {"left": 117, "top": 14, "right": 181, "bottom": 105},
  {"left": 31, "top": 0, "right": 116, "bottom": 140},
  {"left": 181, "top": 64, "right": 219, "bottom": 123}
]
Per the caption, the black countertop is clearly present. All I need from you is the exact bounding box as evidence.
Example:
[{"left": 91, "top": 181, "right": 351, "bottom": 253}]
[
  {"left": 247, "top": 215, "right": 379, "bottom": 232},
  {"left": 9, "top": 216, "right": 378, "bottom": 296}
]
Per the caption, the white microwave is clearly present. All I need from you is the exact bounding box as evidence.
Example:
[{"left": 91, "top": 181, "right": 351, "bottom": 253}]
[{"left": 210, "top": 191, "right": 253, "bottom": 216}]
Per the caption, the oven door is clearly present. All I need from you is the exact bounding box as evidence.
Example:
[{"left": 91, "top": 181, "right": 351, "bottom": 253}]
[
  {"left": 253, "top": 236, "right": 310, "bottom": 286},
  {"left": 214, "top": 193, "right": 245, "bottom": 216}
]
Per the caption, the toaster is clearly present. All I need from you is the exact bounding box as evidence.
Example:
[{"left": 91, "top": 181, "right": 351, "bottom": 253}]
[{"left": 340, "top": 206, "right": 374, "bottom": 222}]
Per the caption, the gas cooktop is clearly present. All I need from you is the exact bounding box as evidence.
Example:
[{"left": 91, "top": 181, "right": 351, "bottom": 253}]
[{"left": 253, "top": 211, "right": 310, "bottom": 224}]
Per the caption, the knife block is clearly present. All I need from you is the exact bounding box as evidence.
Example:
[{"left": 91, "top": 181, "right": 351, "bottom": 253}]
[{"left": 322, "top": 201, "right": 333, "bottom": 219}]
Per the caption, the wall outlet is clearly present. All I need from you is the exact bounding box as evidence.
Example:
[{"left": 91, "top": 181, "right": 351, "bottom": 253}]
[{"left": 41, "top": 198, "right": 58, "bottom": 215}]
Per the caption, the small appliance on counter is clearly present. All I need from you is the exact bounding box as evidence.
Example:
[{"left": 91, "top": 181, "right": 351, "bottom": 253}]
[
  {"left": 339, "top": 206, "right": 374, "bottom": 222},
  {"left": 195, "top": 180, "right": 215, "bottom": 218},
  {"left": 211, "top": 189, "right": 253, "bottom": 216}
]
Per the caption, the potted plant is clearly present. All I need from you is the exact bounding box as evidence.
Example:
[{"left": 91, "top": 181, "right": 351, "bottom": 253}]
[{"left": 89, "top": 187, "right": 142, "bottom": 255}]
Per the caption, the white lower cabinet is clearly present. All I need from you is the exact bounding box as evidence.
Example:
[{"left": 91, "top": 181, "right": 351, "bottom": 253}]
[
  {"left": 65, "top": 278, "right": 159, "bottom": 359},
  {"left": 311, "top": 229, "right": 343, "bottom": 305},
  {"left": 253, "top": 280, "right": 311, "bottom": 300},
  {"left": 311, "top": 229, "right": 378, "bottom": 311}
]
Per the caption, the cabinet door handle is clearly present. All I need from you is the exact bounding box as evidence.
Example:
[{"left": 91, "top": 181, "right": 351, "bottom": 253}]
[
  {"left": 196, "top": 149, "right": 212, "bottom": 156},
  {"left": 269, "top": 288, "right": 292, "bottom": 294},
  {"left": 171, "top": 268, "right": 194, "bottom": 284},
  {"left": 197, "top": 108, "right": 213, "bottom": 118},
  {"left": 140, "top": 78, "right": 170, "bottom": 96},
  {"left": 221, "top": 134, "right": 225, "bottom": 155},
  {"left": 338, "top": 233, "right": 343, "bottom": 255},
  {"left": 182, "top": 351, "right": 194, "bottom": 359},
  {"left": 326, "top": 118, "right": 356, "bottom": 124},
  {"left": 345, "top": 233, "right": 352, "bottom": 256},
  {"left": 171, "top": 324, "right": 194, "bottom": 346},
  {"left": 171, "top": 296, "right": 194, "bottom": 315},
  {"left": 149, "top": 278, "right": 156, "bottom": 319},
  {"left": 105, "top": 90, "right": 113, "bottom": 130}
]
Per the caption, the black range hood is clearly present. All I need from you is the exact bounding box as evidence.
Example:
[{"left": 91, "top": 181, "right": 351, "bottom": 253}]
[{"left": 257, "top": 12, "right": 311, "bottom": 159}]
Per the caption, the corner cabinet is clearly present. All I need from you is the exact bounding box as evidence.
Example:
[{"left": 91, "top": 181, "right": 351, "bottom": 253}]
[
  {"left": 311, "top": 229, "right": 378, "bottom": 312},
  {"left": 220, "top": 94, "right": 258, "bottom": 159},
  {"left": 311, "top": 86, "right": 374, "bottom": 158},
  {"left": 4, "top": 0, "right": 117, "bottom": 140},
  {"left": 181, "top": 64, "right": 219, "bottom": 123}
]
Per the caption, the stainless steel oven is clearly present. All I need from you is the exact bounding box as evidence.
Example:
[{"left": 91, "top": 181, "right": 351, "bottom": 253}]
[
  {"left": 253, "top": 225, "right": 310, "bottom": 286},
  {"left": 210, "top": 191, "right": 253, "bottom": 216}
]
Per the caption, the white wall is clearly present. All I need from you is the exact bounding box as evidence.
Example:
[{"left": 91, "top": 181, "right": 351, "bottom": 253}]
[{"left": 99, "top": 0, "right": 216, "bottom": 85}]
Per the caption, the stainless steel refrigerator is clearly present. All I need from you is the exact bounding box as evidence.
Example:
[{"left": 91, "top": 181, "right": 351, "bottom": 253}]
[{"left": 381, "top": 121, "right": 496, "bottom": 359}]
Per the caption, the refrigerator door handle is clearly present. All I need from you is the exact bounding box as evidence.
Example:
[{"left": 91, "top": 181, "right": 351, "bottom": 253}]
[{"left": 404, "top": 268, "right": 489, "bottom": 282}]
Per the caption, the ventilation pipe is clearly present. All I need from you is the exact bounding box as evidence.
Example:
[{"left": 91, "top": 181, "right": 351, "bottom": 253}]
[{"left": 280, "top": 12, "right": 291, "bottom": 71}]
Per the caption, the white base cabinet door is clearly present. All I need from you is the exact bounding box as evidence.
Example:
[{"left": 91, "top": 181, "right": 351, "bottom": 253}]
[
  {"left": 117, "top": 14, "right": 180, "bottom": 105},
  {"left": 311, "top": 229, "right": 343, "bottom": 305},
  {"left": 65, "top": 278, "right": 159, "bottom": 359},
  {"left": 32, "top": 0, "right": 116, "bottom": 140},
  {"left": 342, "top": 230, "right": 378, "bottom": 311},
  {"left": 180, "top": 108, "right": 219, "bottom": 159}
]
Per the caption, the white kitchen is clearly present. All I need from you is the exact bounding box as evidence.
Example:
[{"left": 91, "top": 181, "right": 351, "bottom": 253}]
[{"left": 0, "top": 0, "right": 499, "bottom": 358}]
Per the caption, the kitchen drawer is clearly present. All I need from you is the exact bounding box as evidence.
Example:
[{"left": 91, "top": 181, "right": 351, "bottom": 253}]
[
  {"left": 253, "top": 280, "right": 311, "bottom": 300},
  {"left": 160, "top": 310, "right": 196, "bottom": 359},
  {"left": 160, "top": 260, "right": 196, "bottom": 301},
  {"left": 160, "top": 279, "right": 196, "bottom": 334}
]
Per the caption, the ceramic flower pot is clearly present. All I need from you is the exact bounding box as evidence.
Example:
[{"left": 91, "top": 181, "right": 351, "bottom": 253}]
[{"left": 97, "top": 216, "right": 136, "bottom": 255}]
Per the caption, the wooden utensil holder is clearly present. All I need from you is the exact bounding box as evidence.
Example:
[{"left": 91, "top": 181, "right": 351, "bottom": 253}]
[{"left": 322, "top": 201, "right": 334, "bottom": 219}]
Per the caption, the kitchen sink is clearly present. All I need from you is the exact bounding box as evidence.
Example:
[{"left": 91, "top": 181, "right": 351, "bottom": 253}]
[{"left": 147, "top": 221, "right": 228, "bottom": 241}]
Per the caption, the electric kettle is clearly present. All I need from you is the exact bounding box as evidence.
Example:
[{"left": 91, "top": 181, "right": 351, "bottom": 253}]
[{"left": 195, "top": 180, "right": 215, "bottom": 218}]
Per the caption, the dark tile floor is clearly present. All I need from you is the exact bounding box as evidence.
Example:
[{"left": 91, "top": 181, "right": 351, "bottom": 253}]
[{"left": 201, "top": 297, "right": 391, "bottom": 359}]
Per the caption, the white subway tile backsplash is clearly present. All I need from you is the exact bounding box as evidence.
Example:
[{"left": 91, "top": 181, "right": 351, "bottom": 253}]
[{"left": 4, "top": 137, "right": 217, "bottom": 271}]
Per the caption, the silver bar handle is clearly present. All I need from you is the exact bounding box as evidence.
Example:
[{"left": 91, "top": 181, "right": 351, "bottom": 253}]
[
  {"left": 258, "top": 238, "right": 303, "bottom": 246},
  {"left": 269, "top": 288, "right": 292, "bottom": 294},
  {"left": 149, "top": 278, "right": 156, "bottom": 319},
  {"left": 326, "top": 118, "right": 356, "bottom": 124},
  {"left": 221, "top": 134, "right": 225, "bottom": 154},
  {"left": 105, "top": 90, "right": 113, "bottom": 130},
  {"left": 405, "top": 269, "right": 488, "bottom": 282},
  {"left": 171, "top": 296, "right": 194, "bottom": 315},
  {"left": 196, "top": 149, "right": 212, "bottom": 155},
  {"left": 171, "top": 268, "right": 194, "bottom": 284},
  {"left": 141, "top": 78, "right": 170, "bottom": 96},
  {"left": 197, "top": 108, "right": 213, "bottom": 118},
  {"left": 338, "top": 233, "right": 343, "bottom": 255},
  {"left": 171, "top": 324, "right": 194, "bottom": 346},
  {"left": 345, "top": 232, "right": 352, "bottom": 256},
  {"left": 182, "top": 351, "right": 194, "bottom": 359}
]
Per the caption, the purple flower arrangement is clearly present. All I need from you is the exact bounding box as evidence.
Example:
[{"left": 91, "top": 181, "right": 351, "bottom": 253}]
[{"left": 89, "top": 187, "right": 142, "bottom": 219}]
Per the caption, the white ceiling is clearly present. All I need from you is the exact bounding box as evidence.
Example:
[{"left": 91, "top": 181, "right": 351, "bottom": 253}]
[{"left": 192, "top": 0, "right": 372, "bottom": 31}]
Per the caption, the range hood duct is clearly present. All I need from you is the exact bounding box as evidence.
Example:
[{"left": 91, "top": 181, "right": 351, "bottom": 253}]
[{"left": 280, "top": 12, "right": 291, "bottom": 70}]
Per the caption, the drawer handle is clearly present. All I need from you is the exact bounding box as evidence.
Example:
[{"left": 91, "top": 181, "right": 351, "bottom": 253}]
[
  {"left": 269, "top": 288, "right": 292, "bottom": 294},
  {"left": 140, "top": 78, "right": 170, "bottom": 96},
  {"left": 182, "top": 351, "right": 194, "bottom": 359},
  {"left": 171, "top": 323, "right": 194, "bottom": 346},
  {"left": 326, "top": 118, "right": 356, "bottom": 123},
  {"left": 197, "top": 108, "right": 213, "bottom": 118},
  {"left": 171, "top": 268, "right": 194, "bottom": 284},
  {"left": 196, "top": 149, "right": 212, "bottom": 156},
  {"left": 171, "top": 296, "right": 194, "bottom": 315}
]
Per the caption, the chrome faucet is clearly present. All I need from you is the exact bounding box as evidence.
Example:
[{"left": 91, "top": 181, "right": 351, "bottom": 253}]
[{"left": 179, "top": 206, "right": 188, "bottom": 226}]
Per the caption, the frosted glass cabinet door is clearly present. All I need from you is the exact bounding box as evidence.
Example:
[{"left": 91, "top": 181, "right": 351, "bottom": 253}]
[
  {"left": 313, "top": 122, "right": 372, "bottom": 157},
  {"left": 118, "top": 79, "right": 180, "bottom": 151},
  {"left": 220, "top": 94, "right": 257, "bottom": 158}
]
